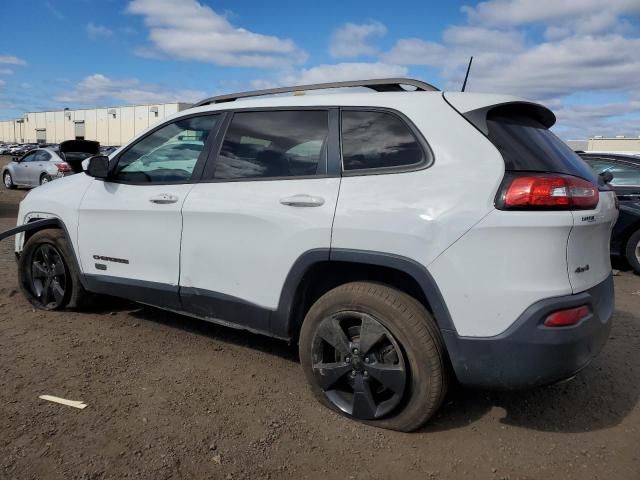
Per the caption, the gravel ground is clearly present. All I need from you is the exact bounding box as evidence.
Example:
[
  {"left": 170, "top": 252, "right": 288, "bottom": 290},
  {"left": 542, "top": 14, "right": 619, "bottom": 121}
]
[{"left": 1, "top": 156, "right": 639, "bottom": 480}]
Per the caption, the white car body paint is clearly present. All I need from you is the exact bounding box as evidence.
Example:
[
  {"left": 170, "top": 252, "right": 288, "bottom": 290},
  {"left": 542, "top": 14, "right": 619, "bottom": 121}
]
[{"left": 12, "top": 89, "right": 618, "bottom": 341}]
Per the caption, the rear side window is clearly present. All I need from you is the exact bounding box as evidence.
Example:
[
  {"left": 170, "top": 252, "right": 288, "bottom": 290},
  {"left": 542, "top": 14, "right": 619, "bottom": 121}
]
[
  {"left": 341, "top": 111, "right": 424, "bottom": 171},
  {"left": 486, "top": 111, "right": 597, "bottom": 183},
  {"left": 215, "top": 110, "right": 328, "bottom": 180}
]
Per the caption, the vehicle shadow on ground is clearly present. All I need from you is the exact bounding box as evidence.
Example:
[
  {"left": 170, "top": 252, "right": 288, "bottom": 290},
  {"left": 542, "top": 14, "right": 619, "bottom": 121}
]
[
  {"left": 0, "top": 201, "right": 18, "bottom": 219},
  {"left": 89, "top": 296, "right": 299, "bottom": 363},
  {"left": 90, "top": 297, "right": 638, "bottom": 435},
  {"left": 424, "top": 315, "right": 640, "bottom": 434}
]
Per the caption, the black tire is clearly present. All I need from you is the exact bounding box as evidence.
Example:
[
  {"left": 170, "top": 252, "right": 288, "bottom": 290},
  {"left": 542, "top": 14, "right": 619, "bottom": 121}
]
[
  {"left": 626, "top": 229, "right": 640, "bottom": 275},
  {"left": 39, "top": 174, "right": 52, "bottom": 185},
  {"left": 18, "top": 229, "right": 88, "bottom": 310},
  {"left": 299, "top": 282, "right": 448, "bottom": 432},
  {"left": 3, "top": 171, "right": 15, "bottom": 189}
]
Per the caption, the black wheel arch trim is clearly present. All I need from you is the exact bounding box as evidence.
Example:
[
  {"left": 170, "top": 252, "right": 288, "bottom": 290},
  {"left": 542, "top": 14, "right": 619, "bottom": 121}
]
[{"left": 270, "top": 248, "right": 456, "bottom": 338}]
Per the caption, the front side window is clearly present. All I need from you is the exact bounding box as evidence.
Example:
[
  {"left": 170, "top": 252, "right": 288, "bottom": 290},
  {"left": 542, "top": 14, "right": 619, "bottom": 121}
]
[
  {"left": 214, "top": 110, "right": 328, "bottom": 180},
  {"left": 113, "top": 115, "right": 219, "bottom": 183},
  {"left": 21, "top": 152, "right": 38, "bottom": 162},
  {"left": 341, "top": 111, "right": 425, "bottom": 171},
  {"left": 585, "top": 159, "right": 640, "bottom": 186}
]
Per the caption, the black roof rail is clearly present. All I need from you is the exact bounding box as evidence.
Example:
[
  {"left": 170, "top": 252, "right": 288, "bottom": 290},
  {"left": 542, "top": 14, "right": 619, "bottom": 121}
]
[{"left": 193, "top": 78, "right": 439, "bottom": 107}]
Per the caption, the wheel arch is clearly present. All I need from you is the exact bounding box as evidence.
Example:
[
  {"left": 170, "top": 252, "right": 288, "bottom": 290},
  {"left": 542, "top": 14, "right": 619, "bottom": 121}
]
[
  {"left": 16, "top": 217, "right": 85, "bottom": 286},
  {"left": 271, "top": 248, "right": 456, "bottom": 340}
]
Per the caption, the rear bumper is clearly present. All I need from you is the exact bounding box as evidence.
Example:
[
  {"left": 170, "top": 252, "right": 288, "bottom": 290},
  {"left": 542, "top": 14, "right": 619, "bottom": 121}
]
[{"left": 442, "top": 274, "right": 614, "bottom": 389}]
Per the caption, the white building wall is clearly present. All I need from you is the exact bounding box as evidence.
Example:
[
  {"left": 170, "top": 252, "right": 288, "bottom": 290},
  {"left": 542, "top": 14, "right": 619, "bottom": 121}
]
[{"left": 0, "top": 102, "right": 190, "bottom": 145}]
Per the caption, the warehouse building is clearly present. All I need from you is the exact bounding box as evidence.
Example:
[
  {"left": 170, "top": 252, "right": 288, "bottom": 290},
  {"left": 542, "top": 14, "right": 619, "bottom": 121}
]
[
  {"left": 0, "top": 102, "right": 191, "bottom": 146},
  {"left": 587, "top": 136, "right": 640, "bottom": 154}
]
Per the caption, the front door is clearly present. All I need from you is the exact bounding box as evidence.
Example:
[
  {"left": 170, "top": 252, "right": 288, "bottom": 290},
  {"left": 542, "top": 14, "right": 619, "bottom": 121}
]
[
  {"left": 77, "top": 113, "right": 222, "bottom": 308},
  {"left": 12, "top": 151, "right": 38, "bottom": 184},
  {"left": 180, "top": 109, "right": 340, "bottom": 335}
]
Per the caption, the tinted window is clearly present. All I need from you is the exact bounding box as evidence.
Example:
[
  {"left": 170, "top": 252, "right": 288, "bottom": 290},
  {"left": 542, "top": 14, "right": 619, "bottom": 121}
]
[
  {"left": 487, "top": 113, "right": 597, "bottom": 182},
  {"left": 21, "top": 152, "right": 38, "bottom": 162},
  {"left": 114, "top": 115, "right": 219, "bottom": 183},
  {"left": 585, "top": 159, "right": 640, "bottom": 186},
  {"left": 215, "top": 111, "right": 328, "bottom": 179},
  {"left": 341, "top": 111, "right": 424, "bottom": 171}
]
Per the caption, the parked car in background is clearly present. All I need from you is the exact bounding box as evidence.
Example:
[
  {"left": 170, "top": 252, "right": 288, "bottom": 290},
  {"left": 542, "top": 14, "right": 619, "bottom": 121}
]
[
  {"left": 99, "top": 145, "right": 118, "bottom": 156},
  {"left": 2, "top": 148, "right": 73, "bottom": 188},
  {"left": 579, "top": 152, "right": 640, "bottom": 274}
]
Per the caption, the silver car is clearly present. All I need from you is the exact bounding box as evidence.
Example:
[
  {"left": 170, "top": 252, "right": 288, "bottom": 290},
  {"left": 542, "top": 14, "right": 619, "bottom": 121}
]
[{"left": 2, "top": 148, "right": 72, "bottom": 189}]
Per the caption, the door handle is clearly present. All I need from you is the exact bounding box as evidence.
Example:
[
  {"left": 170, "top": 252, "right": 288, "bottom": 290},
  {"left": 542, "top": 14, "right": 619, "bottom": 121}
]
[
  {"left": 279, "top": 194, "right": 325, "bottom": 207},
  {"left": 149, "top": 193, "right": 179, "bottom": 204}
]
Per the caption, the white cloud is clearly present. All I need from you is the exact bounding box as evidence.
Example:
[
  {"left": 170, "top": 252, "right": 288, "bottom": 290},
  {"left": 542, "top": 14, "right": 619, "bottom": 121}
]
[
  {"left": 126, "top": 0, "right": 306, "bottom": 68},
  {"left": 462, "top": 0, "right": 640, "bottom": 27},
  {"left": 0, "top": 80, "right": 6, "bottom": 87},
  {"left": 0, "top": 55, "right": 27, "bottom": 66},
  {"left": 284, "top": 62, "right": 408, "bottom": 85},
  {"left": 0, "top": 68, "right": 14, "bottom": 75},
  {"left": 329, "top": 21, "right": 387, "bottom": 58},
  {"left": 87, "top": 22, "right": 113, "bottom": 39},
  {"left": 55, "top": 74, "right": 205, "bottom": 106}
]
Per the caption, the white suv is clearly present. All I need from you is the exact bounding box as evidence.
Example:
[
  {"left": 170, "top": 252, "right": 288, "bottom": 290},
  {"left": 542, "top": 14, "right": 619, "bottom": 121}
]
[{"left": 5, "top": 79, "right": 618, "bottom": 431}]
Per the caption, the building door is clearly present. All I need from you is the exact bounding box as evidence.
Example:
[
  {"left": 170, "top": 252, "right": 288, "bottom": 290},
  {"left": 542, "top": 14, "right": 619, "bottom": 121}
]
[
  {"left": 74, "top": 121, "right": 85, "bottom": 140},
  {"left": 36, "top": 129, "right": 46, "bottom": 144}
]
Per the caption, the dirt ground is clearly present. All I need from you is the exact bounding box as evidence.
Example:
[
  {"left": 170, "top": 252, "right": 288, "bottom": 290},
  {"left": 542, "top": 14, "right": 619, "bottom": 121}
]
[{"left": 1, "top": 156, "right": 639, "bottom": 480}]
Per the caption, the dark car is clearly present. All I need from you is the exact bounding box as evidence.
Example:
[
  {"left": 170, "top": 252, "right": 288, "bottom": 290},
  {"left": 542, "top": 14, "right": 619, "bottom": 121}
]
[{"left": 579, "top": 152, "right": 640, "bottom": 274}]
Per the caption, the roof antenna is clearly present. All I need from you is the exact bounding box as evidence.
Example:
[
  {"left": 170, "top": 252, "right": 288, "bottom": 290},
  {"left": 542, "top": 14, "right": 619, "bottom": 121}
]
[{"left": 461, "top": 56, "right": 473, "bottom": 92}]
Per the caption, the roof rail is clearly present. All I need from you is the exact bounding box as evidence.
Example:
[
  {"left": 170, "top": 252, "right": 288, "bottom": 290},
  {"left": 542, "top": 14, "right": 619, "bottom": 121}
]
[{"left": 193, "top": 78, "right": 439, "bottom": 107}]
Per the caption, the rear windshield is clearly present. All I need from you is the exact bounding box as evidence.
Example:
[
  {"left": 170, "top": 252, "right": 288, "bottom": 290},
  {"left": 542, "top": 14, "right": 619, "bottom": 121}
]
[{"left": 487, "top": 112, "right": 597, "bottom": 183}]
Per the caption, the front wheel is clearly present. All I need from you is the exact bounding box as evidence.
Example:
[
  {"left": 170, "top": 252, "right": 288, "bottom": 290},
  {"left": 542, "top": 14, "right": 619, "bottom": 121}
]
[
  {"left": 299, "top": 282, "right": 449, "bottom": 432},
  {"left": 18, "top": 229, "right": 88, "bottom": 310},
  {"left": 3, "top": 171, "right": 15, "bottom": 189},
  {"left": 626, "top": 229, "right": 640, "bottom": 275}
]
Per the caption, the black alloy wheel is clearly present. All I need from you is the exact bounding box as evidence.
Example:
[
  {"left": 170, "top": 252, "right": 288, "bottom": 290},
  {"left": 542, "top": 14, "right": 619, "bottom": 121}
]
[
  {"left": 29, "top": 243, "right": 68, "bottom": 309},
  {"left": 311, "top": 310, "right": 407, "bottom": 420}
]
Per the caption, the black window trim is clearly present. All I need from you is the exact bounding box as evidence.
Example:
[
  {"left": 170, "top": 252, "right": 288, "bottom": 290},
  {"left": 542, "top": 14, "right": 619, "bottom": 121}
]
[
  {"left": 199, "top": 106, "right": 338, "bottom": 183},
  {"left": 339, "top": 106, "right": 434, "bottom": 177},
  {"left": 106, "top": 111, "right": 226, "bottom": 186}
]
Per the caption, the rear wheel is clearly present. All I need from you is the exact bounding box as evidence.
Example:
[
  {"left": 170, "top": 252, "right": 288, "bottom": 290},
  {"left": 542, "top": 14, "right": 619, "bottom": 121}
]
[
  {"left": 19, "top": 229, "right": 88, "bottom": 310},
  {"left": 40, "top": 173, "right": 52, "bottom": 185},
  {"left": 299, "top": 282, "right": 448, "bottom": 432},
  {"left": 626, "top": 229, "right": 640, "bottom": 275},
  {"left": 3, "top": 171, "right": 15, "bottom": 189}
]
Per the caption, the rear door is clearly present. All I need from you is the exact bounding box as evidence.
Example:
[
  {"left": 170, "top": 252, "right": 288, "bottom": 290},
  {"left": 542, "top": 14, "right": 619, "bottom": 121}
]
[{"left": 180, "top": 109, "right": 340, "bottom": 335}]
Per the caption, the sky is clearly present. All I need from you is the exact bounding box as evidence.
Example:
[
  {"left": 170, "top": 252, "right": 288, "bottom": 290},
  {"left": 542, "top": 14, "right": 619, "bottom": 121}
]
[{"left": 0, "top": 0, "right": 639, "bottom": 140}]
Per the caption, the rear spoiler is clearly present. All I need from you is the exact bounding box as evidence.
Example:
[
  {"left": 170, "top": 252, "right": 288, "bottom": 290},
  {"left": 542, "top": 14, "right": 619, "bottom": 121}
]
[{"left": 443, "top": 92, "right": 556, "bottom": 135}]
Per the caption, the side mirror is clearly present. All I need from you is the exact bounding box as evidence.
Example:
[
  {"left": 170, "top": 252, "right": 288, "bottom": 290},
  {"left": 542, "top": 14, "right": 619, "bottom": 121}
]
[
  {"left": 85, "top": 155, "right": 110, "bottom": 179},
  {"left": 599, "top": 171, "right": 614, "bottom": 185}
]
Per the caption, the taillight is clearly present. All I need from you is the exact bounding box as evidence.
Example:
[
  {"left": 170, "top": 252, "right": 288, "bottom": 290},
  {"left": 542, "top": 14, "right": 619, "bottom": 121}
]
[
  {"left": 497, "top": 174, "right": 599, "bottom": 210},
  {"left": 56, "top": 162, "right": 71, "bottom": 173},
  {"left": 544, "top": 305, "right": 591, "bottom": 327}
]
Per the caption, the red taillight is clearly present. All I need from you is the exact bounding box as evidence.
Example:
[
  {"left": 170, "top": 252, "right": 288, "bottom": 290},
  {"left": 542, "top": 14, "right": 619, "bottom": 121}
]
[
  {"left": 544, "top": 305, "right": 591, "bottom": 327},
  {"left": 501, "top": 174, "right": 599, "bottom": 210},
  {"left": 56, "top": 162, "right": 71, "bottom": 173}
]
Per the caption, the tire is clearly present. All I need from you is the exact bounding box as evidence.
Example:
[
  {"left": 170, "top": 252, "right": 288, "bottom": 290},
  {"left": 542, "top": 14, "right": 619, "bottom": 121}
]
[
  {"left": 18, "top": 229, "right": 88, "bottom": 310},
  {"left": 40, "top": 174, "right": 51, "bottom": 185},
  {"left": 299, "top": 282, "right": 448, "bottom": 432},
  {"left": 3, "top": 171, "right": 15, "bottom": 189},
  {"left": 626, "top": 229, "right": 640, "bottom": 275}
]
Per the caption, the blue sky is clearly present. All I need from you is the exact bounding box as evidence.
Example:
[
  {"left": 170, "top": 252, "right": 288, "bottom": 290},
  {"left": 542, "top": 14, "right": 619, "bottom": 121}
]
[{"left": 1, "top": 0, "right": 639, "bottom": 139}]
